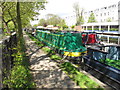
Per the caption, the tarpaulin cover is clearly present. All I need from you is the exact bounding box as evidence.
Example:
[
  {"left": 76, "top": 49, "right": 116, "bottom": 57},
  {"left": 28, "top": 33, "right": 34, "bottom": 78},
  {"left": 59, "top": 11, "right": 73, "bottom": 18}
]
[
  {"left": 36, "top": 30, "right": 87, "bottom": 53},
  {"left": 82, "top": 32, "right": 99, "bottom": 44}
]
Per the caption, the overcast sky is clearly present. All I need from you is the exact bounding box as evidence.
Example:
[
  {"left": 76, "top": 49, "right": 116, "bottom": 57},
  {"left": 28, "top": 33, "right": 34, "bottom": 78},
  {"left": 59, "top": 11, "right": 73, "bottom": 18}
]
[{"left": 31, "top": 0, "right": 120, "bottom": 26}]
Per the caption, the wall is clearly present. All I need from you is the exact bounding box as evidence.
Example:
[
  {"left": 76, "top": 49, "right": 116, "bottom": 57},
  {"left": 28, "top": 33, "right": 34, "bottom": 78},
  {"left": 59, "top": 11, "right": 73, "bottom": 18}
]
[{"left": 83, "top": 3, "right": 118, "bottom": 23}]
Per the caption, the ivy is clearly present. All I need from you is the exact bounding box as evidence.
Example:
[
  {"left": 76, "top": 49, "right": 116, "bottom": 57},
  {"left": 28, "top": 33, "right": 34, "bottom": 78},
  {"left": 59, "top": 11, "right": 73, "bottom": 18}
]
[{"left": 3, "top": 47, "right": 35, "bottom": 88}]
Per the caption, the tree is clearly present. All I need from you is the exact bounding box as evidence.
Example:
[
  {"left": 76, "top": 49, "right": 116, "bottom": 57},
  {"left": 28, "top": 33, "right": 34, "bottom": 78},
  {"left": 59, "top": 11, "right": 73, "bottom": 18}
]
[
  {"left": 38, "top": 18, "right": 47, "bottom": 26},
  {"left": 46, "top": 14, "right": 62, "bottom": 26},
  {"left": 33, "top": 24, "right": 38, "bottom": 28},
  {"left": 71, "top": 25, "right": 75, "bottom": 29},
  {"left": 73, "top": 2, "right": 84, "bottom": 25},
  {"left": 1, "top": 1, "right": 46, "bottom": 52},
  {"left": 106, "top": 17, "right": 112, "bottom": 22},
  {"left": 16, "top": 1, "right": 24, "bottom": 52},
  {"left": 1, "top": 1, "right": 46, "bottom": 34},
  {"left": 88, "top": 12, "right": 97, "bottom": 23},
  {"left": 38, "top": 14, "right": 67, "bottom": 29}
]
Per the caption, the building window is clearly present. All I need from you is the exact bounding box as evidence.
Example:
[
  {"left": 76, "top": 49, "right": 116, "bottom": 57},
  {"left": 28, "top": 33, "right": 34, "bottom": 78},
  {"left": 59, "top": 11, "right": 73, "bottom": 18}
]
[
  {"left": 104, "top": 7, "right": 107, "bottom": 9},
  {"left": 112, "top": 17, "right": 114, "bottom": 20},
  {"left": 104, "top": 13, "right": 106, "bottom": 16}
]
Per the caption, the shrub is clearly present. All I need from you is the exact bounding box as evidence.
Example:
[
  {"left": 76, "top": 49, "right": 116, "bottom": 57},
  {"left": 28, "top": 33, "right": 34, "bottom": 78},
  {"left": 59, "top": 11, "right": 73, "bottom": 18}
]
[
  {"left": 50, "top": 55, "right": 61, "bottom": 60},
  {"left": 60, "top": 62, "right": 102, "bottom": 88}
]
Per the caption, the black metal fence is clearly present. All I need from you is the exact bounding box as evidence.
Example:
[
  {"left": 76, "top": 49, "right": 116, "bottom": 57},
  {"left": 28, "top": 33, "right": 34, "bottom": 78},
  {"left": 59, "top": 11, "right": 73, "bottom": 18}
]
[
  {"left": 83, "top": 45, "right": 120, "bottom": 90},
  {"left": 0, "top": 32, "right": 17, "bottom": 88}
]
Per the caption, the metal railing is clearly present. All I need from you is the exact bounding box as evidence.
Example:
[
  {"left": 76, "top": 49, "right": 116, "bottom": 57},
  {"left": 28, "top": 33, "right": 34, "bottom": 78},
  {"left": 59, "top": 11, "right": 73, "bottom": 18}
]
[
  {"left": 96, "top": 32, "right": 120, "bottom": 45},
  {"left": 0, "top": 32, "right": 17, "bottom": 88}
]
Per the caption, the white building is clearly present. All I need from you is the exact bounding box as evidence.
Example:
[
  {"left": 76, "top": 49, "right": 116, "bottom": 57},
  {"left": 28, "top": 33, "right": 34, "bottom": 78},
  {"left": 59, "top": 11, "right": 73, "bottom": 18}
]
[
  {"left": 83, "top": 3, "right": 118, "bottom": 23},
  {"left": 118, "top": 1, "right": 120, "bottom": 44},
  {"left": 63, "top": 2, "right": 119, "bottom": 27},
  {"left": 63, "top": 14, "right": 76, "bottom": 26}
]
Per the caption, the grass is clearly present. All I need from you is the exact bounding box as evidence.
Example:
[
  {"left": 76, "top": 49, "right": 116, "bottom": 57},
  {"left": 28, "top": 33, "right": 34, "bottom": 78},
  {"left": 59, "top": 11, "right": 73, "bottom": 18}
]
[
  {"left": 42, "top": 47, "right": 62, "bottom": 60},
  {"left": 42, "top": 47, "right": 51, "bottom": 53},
  {"left": 50, "top": 54, "right": 62, "bottom": 60},
  {"left": 60, "top": 62, "right": 103, "bottom": 89}
]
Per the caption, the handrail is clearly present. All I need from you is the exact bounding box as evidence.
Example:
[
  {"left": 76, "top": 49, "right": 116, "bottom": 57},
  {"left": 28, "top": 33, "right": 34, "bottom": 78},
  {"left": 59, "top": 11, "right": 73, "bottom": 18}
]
[
  {"left": 0, "top": 32, "right": 16, "bottom": 43},
  {"left": 97, "top": 32, "right": 120, "bottom": 36}
]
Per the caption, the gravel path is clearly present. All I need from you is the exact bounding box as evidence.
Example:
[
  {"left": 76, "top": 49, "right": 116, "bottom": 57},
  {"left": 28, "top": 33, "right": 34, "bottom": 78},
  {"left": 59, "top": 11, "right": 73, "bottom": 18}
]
[{"left": 24, "top": 34, "right": 79, "bottom": 88}]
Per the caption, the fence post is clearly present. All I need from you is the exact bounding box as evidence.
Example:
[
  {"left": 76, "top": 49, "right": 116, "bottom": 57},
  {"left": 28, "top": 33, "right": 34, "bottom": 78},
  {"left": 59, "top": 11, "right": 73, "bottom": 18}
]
[{"left": 0, "top": 41, "right": 3, "bottom": 89}]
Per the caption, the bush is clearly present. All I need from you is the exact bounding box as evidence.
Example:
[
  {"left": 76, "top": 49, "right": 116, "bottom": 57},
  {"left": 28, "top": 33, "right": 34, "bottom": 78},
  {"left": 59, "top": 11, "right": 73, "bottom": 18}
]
[
  {"left": 4, "top": 65, "right": 35, "bottom": 88},
  {"left": 42, "top": 47, "right": 51, "bottom": 53},
  {"left": 3, "top": 47, "right": 35, "bottom": 88},
  {"left": 50, "top": 55, "right": 62, "bottom": 60}
]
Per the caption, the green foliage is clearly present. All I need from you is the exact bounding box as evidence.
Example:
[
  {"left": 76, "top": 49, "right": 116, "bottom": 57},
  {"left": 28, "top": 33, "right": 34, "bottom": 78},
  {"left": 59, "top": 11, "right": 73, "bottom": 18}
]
[
  {"left": 42, "top": 47, "right": 51, "bottom": 53},
  {"left": 73, "top": 2, "right": 84, "bottom": 25},
  {"left": 2, "top": 1, "right": 46, "bottom": 34},
  {"left": 3, "top": 43, "right": 35, "bottom": 88},
  {"left": 27, "top": 32, "right": 44, "bottom": 47},
  {"left": 33, "top": 24, "right": 38, "bottom": 28},
  {"left": 78, "top": 15, "right": 84, "bottom": 25},
  {"left": 38, "top": 14, "right": 67, "bottom": 29},
  {"left": 100, "top": 58, "right": 120, "bottom": 70},
  {"left": 4, "top": 65, "right": 35, "bottom": 88},
  {"left": 106, "top": 17, "right": 112, "bottom": 22},
  {"left": 8, "top": 21, "right": 15, "bottom": 31},
  {"left": 110, "top": 28, "right": 118, "bottom": 31},
  {"left": 38, "top": 18, "right": 47, "bottom": 27},
  {"left": 88, "top": 13, "right": 97, "bottom": 23},
  {"left": 60, "top": 62, "right": 102, "bottom": 88},
  {"left": 71, "top": 25, "right": 75, "bottom": 29},
  {"left": 87, "top": 28, "right": 92, "bottom": 30},
  {"left": 62, "top": 24, "right": 68, "bottom": 29},
  {"left": 86, "top": 27, "right": 118, "bottom": 31},
  {"left": 50, "top": 55, "right": 62, "bottom": 60}
]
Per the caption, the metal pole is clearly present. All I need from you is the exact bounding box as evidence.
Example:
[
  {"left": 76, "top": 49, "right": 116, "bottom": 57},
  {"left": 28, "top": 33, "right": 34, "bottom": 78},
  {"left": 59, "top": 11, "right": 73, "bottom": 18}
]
[
  {"left": 107, "top": 36, "right": 110, "bottom": 43},
  {"left": 92, "top": 26, "right": 94, "bottom": 31},
  {"left": 108, "top": 25, "right": 110, "bottom": 32},
  {"left": 118, "top": 25, "right": 120, "bottom": 44},
  {"left": 118, "top": 1, "right": 120, "bottom": 44},
  {"left": 99, "top": 25, "right": 101, "bottom": 31},
  {"left": 86, "top": 26, "right": 87, "bottom": 31}
]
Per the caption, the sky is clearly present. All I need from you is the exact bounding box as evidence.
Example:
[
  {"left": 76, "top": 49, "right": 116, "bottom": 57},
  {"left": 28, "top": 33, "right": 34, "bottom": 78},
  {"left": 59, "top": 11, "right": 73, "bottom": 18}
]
[{"left": 31, "top": 0, "right": 120, "bottom": 26}]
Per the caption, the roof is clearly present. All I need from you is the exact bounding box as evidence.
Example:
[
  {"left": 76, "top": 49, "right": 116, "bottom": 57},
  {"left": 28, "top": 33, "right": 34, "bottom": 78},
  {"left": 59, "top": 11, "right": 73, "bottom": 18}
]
[
  {"left": 81, "top": 22, "right": 118, "bottom": 26},
  {"left": 37, "top": 26, "right": 44, "bottom": 28},
  {"left": 47, "top": 25, "right": 54, "bottom": 28}
]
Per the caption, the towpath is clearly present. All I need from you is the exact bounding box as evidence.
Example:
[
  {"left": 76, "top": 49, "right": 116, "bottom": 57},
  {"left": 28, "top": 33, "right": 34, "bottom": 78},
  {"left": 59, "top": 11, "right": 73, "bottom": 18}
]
[{"left": 24, "top": 33, "right": 79, "bottom": 88}]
